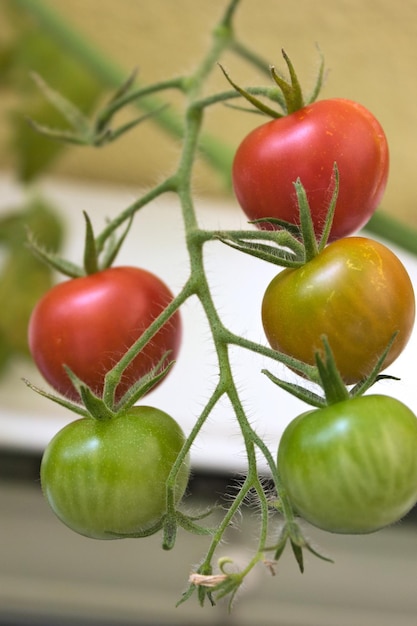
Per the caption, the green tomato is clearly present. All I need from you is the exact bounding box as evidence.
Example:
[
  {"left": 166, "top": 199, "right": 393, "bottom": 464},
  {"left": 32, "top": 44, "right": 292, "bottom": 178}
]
[
  {"left": 278, "top": 395, "right": 417, "bottom": 534},
  {"left": 40, "top": 406, "right": 190, "bottom": 539}
]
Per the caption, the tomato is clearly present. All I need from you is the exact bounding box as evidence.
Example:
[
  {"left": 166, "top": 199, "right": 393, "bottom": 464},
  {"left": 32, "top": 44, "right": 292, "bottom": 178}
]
[
  {"left": 278, "top": 395, "right": 417, "bottom": 533},
  {"left": 261, "top": 237, "right": 415, "bottom": 384},
  {"left": 232, "top": 98, "right": 389, "bottom": 241},
  {"left": 40, "top": 406, "right": 190, "bottom": 539},
  {"left": 28, "top": 266, "right": 181, "bottom": 403}
]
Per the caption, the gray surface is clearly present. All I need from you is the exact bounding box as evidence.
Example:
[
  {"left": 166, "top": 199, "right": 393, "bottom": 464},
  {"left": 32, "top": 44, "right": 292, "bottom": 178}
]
[{"left": 1, "top": 479, "right": 417, "bottom": 626}]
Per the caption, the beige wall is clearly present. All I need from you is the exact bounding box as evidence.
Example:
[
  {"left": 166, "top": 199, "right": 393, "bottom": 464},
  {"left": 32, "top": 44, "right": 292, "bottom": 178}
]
[{"left": 1, "top": 0, "right": 417, "bottom": 225}]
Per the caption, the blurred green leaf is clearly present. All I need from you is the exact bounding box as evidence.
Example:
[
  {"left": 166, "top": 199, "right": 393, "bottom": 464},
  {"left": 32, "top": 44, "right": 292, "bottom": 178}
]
[
  {"left": 0, "top": 251, "right": 52, "bottom": 356},
  {"left": 0, "top": 195, "right": 63, "bottom": 250},
  {"left": 2, "top": 2, "right": 104, "bottom": 181},
  {"left": 0, "top": 195, "right": 64, "bottom": 367}
]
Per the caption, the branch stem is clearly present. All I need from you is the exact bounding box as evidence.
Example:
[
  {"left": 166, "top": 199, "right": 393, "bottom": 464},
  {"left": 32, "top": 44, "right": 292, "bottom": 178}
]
[{"left": 22, "top": 0, "right": 330, "bottom": 604}]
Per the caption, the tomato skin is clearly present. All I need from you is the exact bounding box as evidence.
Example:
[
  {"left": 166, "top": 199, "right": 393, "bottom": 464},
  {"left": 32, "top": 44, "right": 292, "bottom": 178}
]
[
  {"left": 232, "top": 98, "right": 389, "bottom": 240},
  {"left": 28, "top": 266, "right": 181, "bottom": 402},
  {"left": 261, "top": 237, "right": 415, "bottom": 384},
  {"left": 278, "top": 395, "right": 417, "bottom": 534},
  {"left": 40, "top": 406, "right": 190, "bottom": 539}
]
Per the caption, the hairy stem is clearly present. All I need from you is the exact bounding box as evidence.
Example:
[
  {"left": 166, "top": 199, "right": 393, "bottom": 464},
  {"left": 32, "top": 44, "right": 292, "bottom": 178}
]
[{"left": 23, "top": 0, "right": 322, "bottom": 602}]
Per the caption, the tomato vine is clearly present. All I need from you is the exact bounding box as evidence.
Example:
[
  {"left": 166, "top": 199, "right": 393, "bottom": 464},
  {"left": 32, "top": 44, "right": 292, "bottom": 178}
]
[{"left": 17, "top": 0, "right": 417, "bottom": 612}]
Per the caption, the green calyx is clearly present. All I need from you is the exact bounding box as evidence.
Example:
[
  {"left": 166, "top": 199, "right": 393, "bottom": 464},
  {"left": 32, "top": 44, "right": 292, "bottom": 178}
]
[
  {"left": 263, "top": 334, "right": 400, "bottom": 409},
  {"left": 23, "top": 349, "right": 176, "bottom": 421},
  {"left": 220, "top": 47, "right": 325, "bottom": 118},
  {"left": 27, "top": 206, "right": 135, "bottom": 278},
  {"left": 216, "top": 163, "right": 339, "bottom": 269}
]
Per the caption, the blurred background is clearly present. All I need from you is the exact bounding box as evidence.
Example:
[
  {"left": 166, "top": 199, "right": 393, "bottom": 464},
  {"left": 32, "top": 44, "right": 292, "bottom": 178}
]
[
  {"left": 1, "top": 0, "right": 417, "bottom": 218},
  {"left": 2, "top": 1, "right": 417, "bottom": 625}
]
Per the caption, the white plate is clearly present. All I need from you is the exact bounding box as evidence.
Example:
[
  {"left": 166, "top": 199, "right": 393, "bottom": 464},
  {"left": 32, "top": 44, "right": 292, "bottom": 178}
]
[{"left": 1, "top": 174, "right": 417, "bottom": 474}]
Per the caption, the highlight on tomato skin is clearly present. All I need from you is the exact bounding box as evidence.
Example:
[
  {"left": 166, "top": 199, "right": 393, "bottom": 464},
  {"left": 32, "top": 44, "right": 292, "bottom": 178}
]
[
  {"left": 232, "top": 98, "right": 389, "bottom": 241},
  {"left": 40, "top": 406, "right": 190, "bottom": 540},
  {"left": 27, "top": 266, "right": 182, "bottom": 403},
  {"left": 277, "top": 395, "right": 417, "bottom": 534},
  {"left": 261, "top": 236, "right": 415, "bottom": 385}
]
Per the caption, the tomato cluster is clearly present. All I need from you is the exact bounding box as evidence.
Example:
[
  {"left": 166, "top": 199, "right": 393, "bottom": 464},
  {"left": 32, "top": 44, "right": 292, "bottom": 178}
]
[
  {"left": 233, "top": 95, "right": 417, "bottom": 533},
  {"left": 27, "top": 63, "right": 417, "bottom": 546}
]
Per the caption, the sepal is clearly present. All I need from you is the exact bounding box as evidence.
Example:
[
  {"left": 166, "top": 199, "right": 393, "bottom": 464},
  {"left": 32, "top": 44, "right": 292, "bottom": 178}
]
[{"left": 219, "top": 47, "right": 325, "bottom": 118}]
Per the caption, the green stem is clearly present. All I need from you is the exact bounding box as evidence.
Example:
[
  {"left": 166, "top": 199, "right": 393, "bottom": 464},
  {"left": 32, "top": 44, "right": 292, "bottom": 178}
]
[
  {"left": 95, "top": 77, "right": 186, "bottom": 131},
  {"left": 225, "top": 330, "right": 320, "bottom": 383},
  {"left": 202, "top": 476, "right": 253, "bottom": 570},
  {"left": 235, "top": 406, "right": 300, "bottom": 540},
  {"left": 160, "top": 5, "right": 287, "bottom": 558},
  {"left": 163, "top": 383, "right": 225, "bottom": 552},
  {"left": 23, "top": 0, "right": 326, "bottom": 599},
  {"left": 253, "top": 479, "right": 270, "bottom": 554},
  {"left": 94, "top": 178, "right": 174, "bottom": 252},
  {"left": 102, "top": 277, "right": 194, "bottom": 409}
]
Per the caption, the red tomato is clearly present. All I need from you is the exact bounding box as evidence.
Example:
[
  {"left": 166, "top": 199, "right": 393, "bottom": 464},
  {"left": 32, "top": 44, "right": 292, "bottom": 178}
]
[
  {"left": 28, "top": 266, "right": 181, "bottom": 403},
  {"left": 232, "top": 98, "right": 389, "bottom": 241}
]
